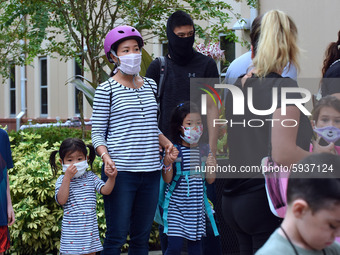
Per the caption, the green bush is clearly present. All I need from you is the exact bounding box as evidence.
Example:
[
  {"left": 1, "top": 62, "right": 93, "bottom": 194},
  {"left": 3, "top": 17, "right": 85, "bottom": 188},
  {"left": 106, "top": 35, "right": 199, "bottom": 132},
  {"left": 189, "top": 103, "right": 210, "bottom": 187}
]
[
  {"left": 9, "top": 126, "right": 91, "bottom": 148},
  {"left": 7, "top": 127, "right": 160, "bottom": 254},
  {"left": 9, "top": 132, "right": 63, "bottom": 254}
]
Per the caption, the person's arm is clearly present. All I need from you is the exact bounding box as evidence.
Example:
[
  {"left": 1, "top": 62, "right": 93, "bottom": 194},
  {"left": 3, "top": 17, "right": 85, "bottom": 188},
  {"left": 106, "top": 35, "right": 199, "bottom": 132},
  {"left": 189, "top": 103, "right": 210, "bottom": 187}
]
[
  {"left": 272, "top": 106, "right": 334, "bottom": 166},
  {"left": 205, "top": 153, "right": 216, "bottom": 184},
  {"left": 207, "top": 96, "right": 219, "bottom": 157},
  {"left": 159, "top": 133, "right": 172, "bottom": 153},
  {"left": 96, "top": 145, "right": 116, "bottom": 175},
  {"left": 205, "top": 59, "right": 220, "bottom": 157},
  {"left": 100, "top": 165, "right": 117, "bottom": 195},
  {"left": 91, "top": 82, "right": 111, "bottom": 157},
  {"left": 92, "top": 82, "right": 117, "bottom": 173},
  {"left": 159, "top": 133, "right": 179, "bottom": 161},
  {"left": 161, "top": 152, "right": 174, "bottom": 184},
  {"left": 160, "top": 135, "right": 179, "bottom": 183},
  {"left": 56, "top": 165, "right": 77, "bottom": 205},
  {"left": 6, "top": 172, "right": 14, "bottom": 226}
]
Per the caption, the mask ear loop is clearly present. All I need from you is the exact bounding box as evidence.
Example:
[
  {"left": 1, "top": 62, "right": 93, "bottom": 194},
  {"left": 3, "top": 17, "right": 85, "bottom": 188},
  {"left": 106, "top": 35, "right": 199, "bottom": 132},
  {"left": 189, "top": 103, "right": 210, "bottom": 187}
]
[{"left": 110, "top": 50, "right": 120, "bottom": 74}]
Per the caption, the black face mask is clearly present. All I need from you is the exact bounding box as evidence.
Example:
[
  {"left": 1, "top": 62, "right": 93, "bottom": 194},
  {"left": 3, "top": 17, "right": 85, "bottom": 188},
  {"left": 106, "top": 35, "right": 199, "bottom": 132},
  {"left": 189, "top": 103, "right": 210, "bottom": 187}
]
[{"left": 166, "top": 17, "right": 195, "bottom": 66}]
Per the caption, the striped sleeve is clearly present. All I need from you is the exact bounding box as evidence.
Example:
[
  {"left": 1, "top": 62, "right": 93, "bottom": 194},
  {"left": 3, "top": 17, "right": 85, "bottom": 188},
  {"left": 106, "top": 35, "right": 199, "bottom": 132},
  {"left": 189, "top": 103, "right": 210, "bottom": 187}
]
[
  {"left": 91, "top": 81, "right": 111, "bottom": 149},
  {"left": 88, "top": 171, "right": 105, "bottom": 194},
  {"left": 55, "top": 175, "right": 64, "bottom": 205}
]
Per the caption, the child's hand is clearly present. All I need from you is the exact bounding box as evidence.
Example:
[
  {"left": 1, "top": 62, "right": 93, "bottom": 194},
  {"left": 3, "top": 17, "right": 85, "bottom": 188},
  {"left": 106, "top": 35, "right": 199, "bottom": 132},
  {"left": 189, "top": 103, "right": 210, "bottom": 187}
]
[
  {"left": 164, "top": 144, "right": 179, "bottom": 165},
  {"left": 312, "top": 138, "right": 336, "bottom": 154},
  {"left": 105, "top": 165, "right": 118, "bottom": 180},
  {"left": 205, "top": 153, "right": 216, "bottom": 184},
  {"left": 206, "top": 153, "right": 217, "bottom": 167},
  {"left": 64, "top": 164, "right": 77, "bottom": 180}
]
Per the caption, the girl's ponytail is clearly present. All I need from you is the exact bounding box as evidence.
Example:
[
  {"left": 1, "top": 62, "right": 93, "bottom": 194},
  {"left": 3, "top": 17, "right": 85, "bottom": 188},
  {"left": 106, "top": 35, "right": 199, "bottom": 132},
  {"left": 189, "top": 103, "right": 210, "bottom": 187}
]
[
  {"left": 322, "top": 30, "right": 340, "bottom": 77},
  {"left": 87, "top": 144, "right": 96, "bottom": 169},
  {"left": 49, "top": 150, "right": 59, "bottom": 176}
]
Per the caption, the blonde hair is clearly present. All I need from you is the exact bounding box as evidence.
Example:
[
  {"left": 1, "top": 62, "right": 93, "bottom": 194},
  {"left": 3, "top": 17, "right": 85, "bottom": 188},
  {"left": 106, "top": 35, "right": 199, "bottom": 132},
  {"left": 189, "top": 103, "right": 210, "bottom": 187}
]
[{"left": 253, "top": 10, "right": 300, "bottom": 78}]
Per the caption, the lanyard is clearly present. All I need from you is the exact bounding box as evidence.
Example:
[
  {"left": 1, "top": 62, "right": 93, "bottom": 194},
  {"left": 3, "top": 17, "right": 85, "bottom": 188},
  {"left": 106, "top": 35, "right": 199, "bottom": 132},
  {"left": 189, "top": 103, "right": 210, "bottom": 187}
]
[{"left": 280, "top": 226, "right": 326, "bottom": 255}]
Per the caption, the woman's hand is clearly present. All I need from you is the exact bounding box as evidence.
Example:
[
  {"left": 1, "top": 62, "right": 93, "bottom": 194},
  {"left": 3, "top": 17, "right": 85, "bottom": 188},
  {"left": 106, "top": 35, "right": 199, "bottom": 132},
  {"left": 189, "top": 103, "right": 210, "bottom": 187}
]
[
  {"left": 163, "top": 144, "right": 179, "bottom": 166},
  {"left": 101, "top": 155, "right": 118, "bottom": 195},
  {"left": 103, "top": 154, "right": 117, "bottom": 177}
]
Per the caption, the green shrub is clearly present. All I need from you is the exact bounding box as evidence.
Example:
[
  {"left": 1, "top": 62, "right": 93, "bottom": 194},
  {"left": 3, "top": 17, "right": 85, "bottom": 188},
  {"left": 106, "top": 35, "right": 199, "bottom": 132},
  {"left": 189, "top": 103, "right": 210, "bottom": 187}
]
[
  {"left": 9, "top": 126, "right": 91, "bottom": 148},
  {"left": 9, "top": 132, "right": 63, "bottom": 254}
]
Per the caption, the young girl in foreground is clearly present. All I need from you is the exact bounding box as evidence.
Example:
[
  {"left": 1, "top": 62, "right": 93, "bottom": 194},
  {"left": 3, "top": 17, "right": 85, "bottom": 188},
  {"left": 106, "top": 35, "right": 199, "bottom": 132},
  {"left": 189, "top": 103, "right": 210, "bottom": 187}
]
[
  {"left": 50, "top": 138, "right": 116, "bottom": 255},
  {"left": 162, "top": 102, "right": 216, "bottom": 255}
]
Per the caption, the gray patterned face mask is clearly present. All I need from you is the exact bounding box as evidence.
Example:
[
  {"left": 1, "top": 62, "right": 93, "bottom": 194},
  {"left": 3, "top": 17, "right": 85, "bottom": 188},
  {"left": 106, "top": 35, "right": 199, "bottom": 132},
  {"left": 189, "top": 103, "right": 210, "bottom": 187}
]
[
  {"left": 62, "top": 160, "right": 89, "bottom": 178},
  {"left": 180, "top": 125, "right": 203, "bottom": 144}
]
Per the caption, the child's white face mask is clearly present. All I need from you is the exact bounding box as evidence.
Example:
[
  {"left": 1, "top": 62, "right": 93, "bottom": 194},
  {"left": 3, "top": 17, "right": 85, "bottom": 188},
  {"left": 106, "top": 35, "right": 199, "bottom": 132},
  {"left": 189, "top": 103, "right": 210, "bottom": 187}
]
[
  {"left": 62, "top": 160, "right": 89, "bottom": 178},
  {"left": 116, "top": 53, "right": 142, "bottom": 75},
  {"left": 180, "top": 125, "right": 203, "bottom": 144}
]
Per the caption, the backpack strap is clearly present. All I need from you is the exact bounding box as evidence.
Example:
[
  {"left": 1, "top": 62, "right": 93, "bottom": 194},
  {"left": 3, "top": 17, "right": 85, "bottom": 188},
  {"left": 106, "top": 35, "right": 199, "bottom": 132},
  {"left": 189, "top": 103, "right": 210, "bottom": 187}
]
[
  {"left": 105, "top": 79, "right": 113, "bottom": 141},
  {"left": 156, "top": 56, "right": 167, "bottom": 123},
  {"left": 203, "top": 182, "right": 219, "bottom": 236},
  {"left": 157, "top": 56, "right": 167, "bottom": 100},
  {"left": 162, "top": 144, "right": 182, "bottom": 233}
]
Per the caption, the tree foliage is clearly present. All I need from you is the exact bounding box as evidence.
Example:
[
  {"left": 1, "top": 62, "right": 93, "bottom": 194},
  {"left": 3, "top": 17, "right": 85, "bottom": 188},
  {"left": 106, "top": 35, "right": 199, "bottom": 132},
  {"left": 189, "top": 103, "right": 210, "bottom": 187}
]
[{"left": 0, "top": 0, "right": 257, "bottom": 85}]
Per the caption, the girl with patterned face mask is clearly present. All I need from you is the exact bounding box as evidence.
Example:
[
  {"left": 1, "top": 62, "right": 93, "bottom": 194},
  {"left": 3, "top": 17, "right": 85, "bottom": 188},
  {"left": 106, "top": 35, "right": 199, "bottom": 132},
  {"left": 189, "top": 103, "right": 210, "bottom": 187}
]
[
  {"left": 159, "top": 101, "right": 217, "bottom": 255},
  {"left": 312, "top": 95, "right": 340, "bottom": 154}
]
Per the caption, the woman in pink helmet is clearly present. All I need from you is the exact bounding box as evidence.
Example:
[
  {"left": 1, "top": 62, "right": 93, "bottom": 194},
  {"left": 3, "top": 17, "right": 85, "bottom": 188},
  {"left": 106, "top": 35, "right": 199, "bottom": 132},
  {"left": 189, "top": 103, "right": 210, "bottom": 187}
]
[{"left": 91, "top": 25, "right": 178, "bottom": 254}]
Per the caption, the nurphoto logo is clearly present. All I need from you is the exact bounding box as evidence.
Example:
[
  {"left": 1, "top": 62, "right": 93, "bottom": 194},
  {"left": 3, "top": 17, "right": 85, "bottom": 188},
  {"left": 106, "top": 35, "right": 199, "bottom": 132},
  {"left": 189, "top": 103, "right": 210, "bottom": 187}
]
[{"left": 201, "top": 83, "right": 312, "bottom": 128}]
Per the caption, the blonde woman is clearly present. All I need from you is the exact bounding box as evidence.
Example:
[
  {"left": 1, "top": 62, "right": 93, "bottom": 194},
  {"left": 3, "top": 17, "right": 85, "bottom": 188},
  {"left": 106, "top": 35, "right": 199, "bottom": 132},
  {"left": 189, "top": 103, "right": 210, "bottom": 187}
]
[{"left": 222, "top": 10, "right": 334, "bottom": 255}]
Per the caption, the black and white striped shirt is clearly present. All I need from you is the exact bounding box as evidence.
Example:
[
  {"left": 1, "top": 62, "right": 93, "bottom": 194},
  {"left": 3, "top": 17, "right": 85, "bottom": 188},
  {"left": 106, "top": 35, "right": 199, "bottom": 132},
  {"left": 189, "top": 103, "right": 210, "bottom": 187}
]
[
  {"left": 166, "top": 145, "right": 206, "bottom": 241},
  {"left": 91, "top": 77, "right": 162, "bottom": 172}
]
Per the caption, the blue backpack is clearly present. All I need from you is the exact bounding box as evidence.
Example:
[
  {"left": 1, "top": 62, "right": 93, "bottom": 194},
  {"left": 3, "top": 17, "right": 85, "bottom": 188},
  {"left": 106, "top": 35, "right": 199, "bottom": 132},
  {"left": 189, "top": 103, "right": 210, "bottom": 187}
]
[{"left": 154, "top": 144, "right": 219, "bottom": 236}]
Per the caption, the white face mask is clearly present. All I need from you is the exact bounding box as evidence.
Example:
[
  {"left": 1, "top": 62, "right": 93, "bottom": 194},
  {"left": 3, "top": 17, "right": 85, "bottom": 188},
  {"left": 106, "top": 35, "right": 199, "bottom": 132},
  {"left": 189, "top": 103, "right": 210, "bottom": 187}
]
[
  {"left": 180, "top": 125, "right": 203, "bottom": 144},
  {"left": 117, "top": 53, "right": 142, "bottom": 75},
  {"left": 62, "top": 160, "right": 89, "bottom": 178}
]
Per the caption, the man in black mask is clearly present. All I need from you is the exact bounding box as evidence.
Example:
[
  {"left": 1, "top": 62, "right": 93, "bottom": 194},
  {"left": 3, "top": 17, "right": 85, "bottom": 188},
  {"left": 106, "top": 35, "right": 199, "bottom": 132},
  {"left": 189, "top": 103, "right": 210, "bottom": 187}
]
[
  {"left": 146, "top": 10, "right": 221, "bottom": 255},
  {"left": 146, "top": 10, "right": 219, "bottom": 155}
]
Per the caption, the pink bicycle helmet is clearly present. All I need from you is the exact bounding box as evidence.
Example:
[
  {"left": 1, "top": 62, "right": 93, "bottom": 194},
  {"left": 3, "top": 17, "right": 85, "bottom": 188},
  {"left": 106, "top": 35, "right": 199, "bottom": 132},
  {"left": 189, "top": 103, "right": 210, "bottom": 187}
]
[{"left": 104, "top": 25, "right": 144, "bottom": 63}]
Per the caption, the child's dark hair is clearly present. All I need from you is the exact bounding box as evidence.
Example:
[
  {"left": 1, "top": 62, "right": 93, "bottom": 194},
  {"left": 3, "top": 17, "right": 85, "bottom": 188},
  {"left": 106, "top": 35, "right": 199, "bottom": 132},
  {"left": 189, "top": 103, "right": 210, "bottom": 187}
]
[
  {"left": 49, "top": 138, "right": 96, "bottom": 176},
  {"left": 170, "top": 101, "right": 200, "bottom": 144},
  {"left": 287, "top": 153, "right": 340, "bottom": 212},
  {"left": 312, "top": 95, "right": 340, "bottom": 123},
  {"left": 168, "top": 10, "right": 194, "bottom": 31}
]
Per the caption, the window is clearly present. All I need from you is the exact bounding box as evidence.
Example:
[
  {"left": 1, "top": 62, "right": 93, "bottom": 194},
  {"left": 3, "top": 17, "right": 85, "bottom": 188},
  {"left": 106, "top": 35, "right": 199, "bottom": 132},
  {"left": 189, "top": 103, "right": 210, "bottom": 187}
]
[
  {"left": 74, "top": 59, "right": 82, "bottom": 114},
  {"left": 161, "top": 41, "right": 168, "bottom": 57},
  {"left": 9, "top": 63, "right": 16, "bottom": 116},
  {"left": 40, "top": 57, "right": 48, "bottom": 116},
  {"left": 219, "top": 34, "right": 236, "bottom": 76}
]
